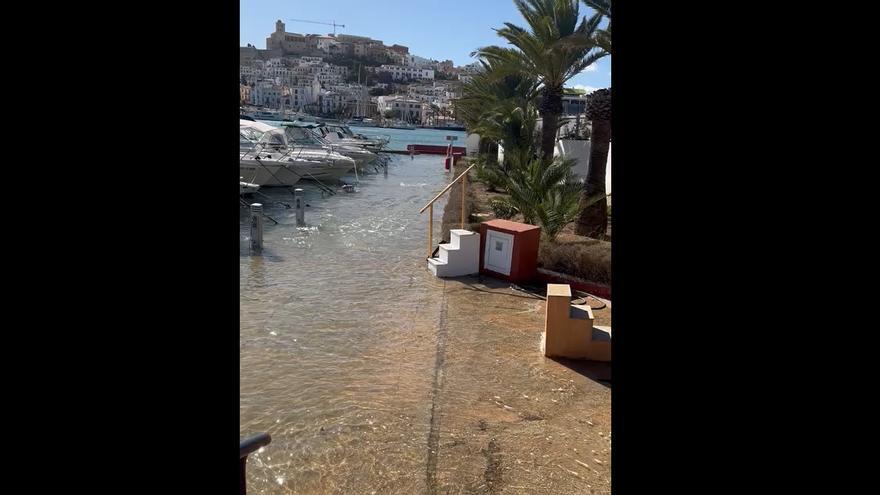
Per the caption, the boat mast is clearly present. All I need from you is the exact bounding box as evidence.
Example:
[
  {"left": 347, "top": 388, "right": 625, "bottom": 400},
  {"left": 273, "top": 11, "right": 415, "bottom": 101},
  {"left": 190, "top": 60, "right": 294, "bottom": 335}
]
[
  {"left": 357, "top": 63, "right": 363, "bottom": 118},
  {"left": 279, "top": 77, "right": 285, "bottom": 119}
]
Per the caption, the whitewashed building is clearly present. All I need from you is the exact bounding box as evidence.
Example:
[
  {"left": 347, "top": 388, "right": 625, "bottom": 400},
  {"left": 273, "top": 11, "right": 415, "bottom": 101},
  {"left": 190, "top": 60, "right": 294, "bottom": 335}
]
[
  {"left": 405, "top": 55, "right": 434, "bottom": 68},
  {"left": 318, "top": 90, "right": 340, "bottom": 114},
  {"left": 251, "top": 82, "right": 283, "bottom": 108},
  {"left": 376, "top": 65, "right": 434, "bottom": 81},
  {"left": 377, "top": 95, "right": 427, "bottom": 123},
  {"left": 289, "top": 76, "right": 322, "bottom": 110}
]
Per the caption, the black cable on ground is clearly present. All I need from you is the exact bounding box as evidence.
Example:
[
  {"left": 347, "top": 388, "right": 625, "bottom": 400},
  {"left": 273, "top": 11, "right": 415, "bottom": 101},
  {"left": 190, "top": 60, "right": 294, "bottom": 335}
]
[{"left": 508, "top": 282, "right": 607, "bottom": 310}]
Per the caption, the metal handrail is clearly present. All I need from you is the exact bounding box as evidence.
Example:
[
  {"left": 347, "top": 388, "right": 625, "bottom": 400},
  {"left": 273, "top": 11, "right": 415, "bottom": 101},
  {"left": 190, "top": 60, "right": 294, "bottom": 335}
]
[
  {"left": 419, "top": 163, "right": 475, "bottom": 213},
  {"left": 419, "top": 161, "right": 475, "bottom": 258},
  {"left": 240, "top": 433, "right": 271, "bottom": 495},
  {"left": 240, "top": 432, "right": 271, "bottom": 459}
]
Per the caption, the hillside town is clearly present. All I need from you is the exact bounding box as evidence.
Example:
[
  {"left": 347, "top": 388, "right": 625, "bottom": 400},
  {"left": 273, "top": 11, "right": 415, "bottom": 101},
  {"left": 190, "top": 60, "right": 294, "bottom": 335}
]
[{"left": 240, "top": 20, "right": 590, "bottom": 126}]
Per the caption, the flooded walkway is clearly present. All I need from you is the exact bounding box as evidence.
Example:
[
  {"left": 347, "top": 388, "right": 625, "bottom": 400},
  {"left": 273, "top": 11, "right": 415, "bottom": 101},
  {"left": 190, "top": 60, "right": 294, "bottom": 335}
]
[{"left": 241, "top": 155, "right": 611, "bottom": 494}]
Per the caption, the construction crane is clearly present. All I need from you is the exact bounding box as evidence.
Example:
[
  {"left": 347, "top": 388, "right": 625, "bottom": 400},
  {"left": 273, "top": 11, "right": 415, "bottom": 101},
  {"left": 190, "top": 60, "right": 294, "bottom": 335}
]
[{"left": 289, "top": 18, "right": 345, "bottom": 35}]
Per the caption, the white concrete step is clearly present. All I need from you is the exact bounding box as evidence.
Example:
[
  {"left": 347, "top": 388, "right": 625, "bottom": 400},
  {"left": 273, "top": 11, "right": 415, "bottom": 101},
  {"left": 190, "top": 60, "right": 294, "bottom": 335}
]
[
  {"left": 438, "top": 243, "right": 452, "bottom": 262},
  {"left": 427, "top": 257, "right": 448, "bottom": 277},
  {"left": 450, "top": 229, "right": 479, "bottom": 249},
  {"left": 427, "top": 230, "right": 480, "bottom": 278}
]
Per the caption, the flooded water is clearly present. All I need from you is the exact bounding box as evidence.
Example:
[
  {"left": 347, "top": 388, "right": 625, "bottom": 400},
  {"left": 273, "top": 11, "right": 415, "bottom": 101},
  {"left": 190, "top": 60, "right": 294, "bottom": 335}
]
[
  {"left": 256, "top": 120, "right": 467, "bottom": 151},
  {"left": 241, "top": 154, "right": 453, "bottom": 493},
  {"left": 348, "top": 126, "right": 467, "bottom": 151},
  {"left": 241, "top": 154, "right": 611, "bottom": 494}
]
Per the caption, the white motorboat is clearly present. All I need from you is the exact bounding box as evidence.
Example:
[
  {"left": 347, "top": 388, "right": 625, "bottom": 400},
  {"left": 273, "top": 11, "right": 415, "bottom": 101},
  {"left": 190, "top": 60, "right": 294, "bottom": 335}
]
[
  {"left": 241, "top": 120, "right": 358, "bottom": 164},
  {"left": 316, "top": 122, "right": 390, "bottom": 151},
  {"left": 240, "top": 121, "right": 355, "bottom": 184},
  {"left": 243, "top": 119, "right": 378, "bottom": 169},
  {"left": 240, "top": 152, "right": 354, "bottom": 185},
  {"left": 246, "top": 109, "right": 284, "bottom": 121},
  {"left": 280, "top": 123, "right": 379, "bottom": 168},
  {"left": 239, "top": 157, "right": 304, "bottom": 187},
  {"left": 240, "top": 180, "right": 260, "bottom": 195}
]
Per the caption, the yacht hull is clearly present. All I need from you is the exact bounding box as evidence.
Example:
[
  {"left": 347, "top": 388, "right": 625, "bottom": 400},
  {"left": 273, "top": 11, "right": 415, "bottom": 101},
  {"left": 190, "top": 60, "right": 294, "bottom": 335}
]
[
  {"left": 240, "top": 157, "right": 354, "bottom": 186},
  {"left": 239, "top": 160, "right": 303, "bottom": 187}
]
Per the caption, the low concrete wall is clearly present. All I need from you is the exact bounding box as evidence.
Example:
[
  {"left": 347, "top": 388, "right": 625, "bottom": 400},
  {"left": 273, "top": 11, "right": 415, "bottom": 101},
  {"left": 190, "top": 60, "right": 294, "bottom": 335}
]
[
  {"left": 606, "top": 143, "right": 611, "bottom": 199},
  {"left": 536, "top": 268, "right": 611, "bottom": 299},
  {"left": 554, "top": 139, "right": 611, "bottom": 197},
  {"left": 555, "top": 139, "right": 591, "bottom": 178},
  {"left": 465, "top": 133, "right": 480, "bottom": 155}
]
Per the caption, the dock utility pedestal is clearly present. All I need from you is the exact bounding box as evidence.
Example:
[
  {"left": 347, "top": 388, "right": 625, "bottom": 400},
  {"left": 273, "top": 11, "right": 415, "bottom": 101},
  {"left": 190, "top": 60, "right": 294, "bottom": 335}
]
[{"left": 479, "top": 220, "right": 540, "bottom": 283}]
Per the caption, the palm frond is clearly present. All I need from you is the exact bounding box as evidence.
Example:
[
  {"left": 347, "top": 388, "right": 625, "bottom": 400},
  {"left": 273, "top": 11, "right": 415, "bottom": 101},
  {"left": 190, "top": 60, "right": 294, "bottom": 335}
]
[
  {"left": 513, "top": 0, "right": 544, "bottom": 30},
  {"left": 564, "top": 49, "right": 608, "bottom": 81},
  {"left": 581, "top": 11, "right": 603, "bottom": 37},
  {"left": 594, "top": 29, "right": 611, "bottom": 54},
  {"left": 474, "top": 0, "right": 608, "bottom": 159},
  {"left": 581, "top": 0, "right": 611, "bottom": 18}
]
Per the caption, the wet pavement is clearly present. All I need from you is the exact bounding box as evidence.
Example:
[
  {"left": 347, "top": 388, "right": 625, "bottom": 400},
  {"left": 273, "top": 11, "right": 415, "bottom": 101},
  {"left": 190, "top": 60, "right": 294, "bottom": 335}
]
[{"left": 241, "top": 154, "right": 610, "bottom": 494}]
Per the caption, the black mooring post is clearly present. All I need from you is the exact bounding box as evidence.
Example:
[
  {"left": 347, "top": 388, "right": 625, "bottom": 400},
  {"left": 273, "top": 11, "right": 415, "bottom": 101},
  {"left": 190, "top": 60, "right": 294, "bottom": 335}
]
[
  {"left": 240, "top": 433, "right": 271, "bottom": 495},
  {"left": 240, "top": 457, "right": 247, "bottom": 495}
]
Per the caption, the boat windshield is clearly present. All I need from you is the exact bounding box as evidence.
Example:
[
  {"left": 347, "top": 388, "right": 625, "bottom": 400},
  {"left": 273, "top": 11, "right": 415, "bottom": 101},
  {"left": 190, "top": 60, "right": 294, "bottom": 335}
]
[
  {"left": 284, "top": 126, "right": 325, "bottom": 146},
  {"left": 328, "top": 125, "right": 355, "bottom": 137},
  {"left": 257, "top": 129, "right": 288, "bottom": 147},
  {"left": 240, "top": 126, "right": 265, "bottom": 142},
  {"left": 323, "top": 126, "right": 347, "bottom": 140}
]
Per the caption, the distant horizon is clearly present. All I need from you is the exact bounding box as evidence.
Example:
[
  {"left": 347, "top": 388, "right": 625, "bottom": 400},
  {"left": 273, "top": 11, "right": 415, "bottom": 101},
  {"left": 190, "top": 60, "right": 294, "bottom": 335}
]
[{"left": 240, "top": 0, "right": 610, "bottom": 92}]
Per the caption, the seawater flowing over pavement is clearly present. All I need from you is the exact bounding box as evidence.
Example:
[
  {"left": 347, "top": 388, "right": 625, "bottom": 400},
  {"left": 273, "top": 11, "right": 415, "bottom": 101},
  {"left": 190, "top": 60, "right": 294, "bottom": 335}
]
[{"left": 241, "top": 154, "right": 611, "bottom": 494}]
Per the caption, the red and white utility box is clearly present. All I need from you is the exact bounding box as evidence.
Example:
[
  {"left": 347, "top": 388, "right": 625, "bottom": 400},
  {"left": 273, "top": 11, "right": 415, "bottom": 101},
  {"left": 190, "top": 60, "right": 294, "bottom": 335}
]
[{"left": 479, "top": 219, "right": 541, "bottom": 283}]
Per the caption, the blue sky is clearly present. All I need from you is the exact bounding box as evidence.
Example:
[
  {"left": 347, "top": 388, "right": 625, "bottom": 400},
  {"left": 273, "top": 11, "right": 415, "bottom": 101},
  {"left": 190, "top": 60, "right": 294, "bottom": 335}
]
[{"left": 240, "top": 0, "right": 610, "bottom": 92}]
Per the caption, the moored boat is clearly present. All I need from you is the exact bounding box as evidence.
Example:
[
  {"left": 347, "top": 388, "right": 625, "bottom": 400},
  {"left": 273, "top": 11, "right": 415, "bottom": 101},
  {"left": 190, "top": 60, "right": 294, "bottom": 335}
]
[{"left": 240, "top": 120, "right": 356, "bottom": 184}]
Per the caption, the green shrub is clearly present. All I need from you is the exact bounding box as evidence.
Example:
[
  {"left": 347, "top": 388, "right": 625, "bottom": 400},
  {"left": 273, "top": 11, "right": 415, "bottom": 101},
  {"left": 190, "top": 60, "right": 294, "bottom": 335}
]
[
  {"left": 534, "top": 182, "right": 582, "bottom": 241},
  {"left": 538, "top": 236, "right": 611, "bottom": 285},
  {"left": 473, "top": 154, "right": 507, "bottom": 192},
  {"left": 503, "top": 153, "right": 581, "bottom": 241},
  {"left": 490, "top": 198, "right": 517, "bottom": 219}
]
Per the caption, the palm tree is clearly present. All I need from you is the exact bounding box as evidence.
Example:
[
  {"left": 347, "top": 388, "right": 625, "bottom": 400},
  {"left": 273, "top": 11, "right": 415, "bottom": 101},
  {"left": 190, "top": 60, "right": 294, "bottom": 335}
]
[
  {"left": 501, "top": 151, "right": 581, "bottom": 241},
  {"left": 567, "top": 0, "right": 611, "bottom": 237},
  {"left": 574, "top": 87, "right": 610, "bottom": 237},
  {"left": 582, "top": 0, "right": 611, "bottom": 53},
  {"left": 462, "top": 61, "right": 538, "bottom": 132},
  {"left": 582, "top": 0, "right": 610, "bottom": 17},
  {"left": 474, "top": 0, "right": 607, "bottom": 160},
  {"left": 535, "top": 179, "right": 582, "bottom": 240},
  {"left": 456, "top": 58, "right": 539, "bottom": 176}
]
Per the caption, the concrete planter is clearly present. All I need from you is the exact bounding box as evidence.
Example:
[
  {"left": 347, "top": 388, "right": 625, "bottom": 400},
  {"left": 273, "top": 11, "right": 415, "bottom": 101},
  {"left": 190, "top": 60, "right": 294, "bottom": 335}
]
[
  {"left": 554, "top": 139, "right": 611, "bottom": 199},
  {"left": 554, "top": 139, "right": 591, "bottom": 179}
]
